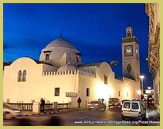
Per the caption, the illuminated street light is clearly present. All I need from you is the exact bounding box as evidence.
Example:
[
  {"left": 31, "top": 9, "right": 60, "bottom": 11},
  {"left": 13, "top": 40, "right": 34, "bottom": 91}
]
[
  {"left": 140, "top": 75, "right": 145, "bottom": 96},
  {"left": 137, "top": 90, "right": 141, "bottom": 95},
  {"left": 140, "top": 75, "right": 144, "bottom": 79}
]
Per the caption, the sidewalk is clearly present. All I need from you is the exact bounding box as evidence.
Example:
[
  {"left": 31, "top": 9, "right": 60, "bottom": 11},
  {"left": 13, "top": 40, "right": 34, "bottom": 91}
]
[{"left": 19, "top": 107, "right": 87, "bottom": 117}]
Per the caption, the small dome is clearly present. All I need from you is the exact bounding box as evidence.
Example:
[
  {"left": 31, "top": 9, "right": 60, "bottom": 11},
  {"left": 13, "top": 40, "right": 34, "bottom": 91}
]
[
  {"left": 46, "top": 38, "right": 76, "bottom": 49},
  {"left": 58, "top": 64, "right": 76, "bottom": 72}
]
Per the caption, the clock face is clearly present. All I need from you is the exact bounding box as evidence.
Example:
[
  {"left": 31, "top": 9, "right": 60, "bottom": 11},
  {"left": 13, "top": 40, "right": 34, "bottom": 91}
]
[{"left": 124, "top": 45, "right": 133, "bottom": 56}]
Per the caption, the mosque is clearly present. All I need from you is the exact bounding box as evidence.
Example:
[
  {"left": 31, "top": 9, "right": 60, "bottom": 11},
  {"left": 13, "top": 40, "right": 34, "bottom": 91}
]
[{"left": 3, "top": 26, "right": 141, "bottom": 107}]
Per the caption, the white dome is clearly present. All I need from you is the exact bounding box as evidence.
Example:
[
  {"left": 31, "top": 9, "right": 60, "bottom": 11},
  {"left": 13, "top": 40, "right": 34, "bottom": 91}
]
[
  {"left": 39, "top": 38, "right": 81, "bottom": 66},
  {"left": 58, "top": 64, "right": 76, "bottom": 71},
  {"left": 46, "top": 38, "right": 76, "bottom": 49}
]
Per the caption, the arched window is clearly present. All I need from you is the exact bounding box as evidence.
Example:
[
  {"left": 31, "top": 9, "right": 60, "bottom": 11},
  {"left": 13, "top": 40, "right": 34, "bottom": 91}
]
[
  {"left": 22, "top": 70, "right": 26, "bottom": 81},
  {"left": 76, "top": 53, "right": 81, "bottom": 63},
  {"left": 104, "top": 75, "right": 108, "bottom": 84},
  {"left": 45, "top": 54, "right": 49, "bottom": 60},
  {"left": 18, "top": 70, "right": 22, "bottom": 82}
]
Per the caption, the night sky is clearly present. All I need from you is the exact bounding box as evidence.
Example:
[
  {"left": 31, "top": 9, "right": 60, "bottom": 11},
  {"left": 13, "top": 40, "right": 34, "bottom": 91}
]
[{"left": 3, "top": 3, "right": 153, "bottom": 88}]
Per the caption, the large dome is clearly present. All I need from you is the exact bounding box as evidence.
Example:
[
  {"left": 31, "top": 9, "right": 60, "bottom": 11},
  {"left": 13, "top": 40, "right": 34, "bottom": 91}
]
[
  {"left": 39, "top": 38, "right": 81, "bottom": 67},
  {"left": 46, "top": 38, "right": 76, "bottom": 49}
]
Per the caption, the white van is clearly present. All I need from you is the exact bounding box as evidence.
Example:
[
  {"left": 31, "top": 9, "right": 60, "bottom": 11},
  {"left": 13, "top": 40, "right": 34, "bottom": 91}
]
[{"left": 121, "top": 100, "right": 146, "bottom": 120}]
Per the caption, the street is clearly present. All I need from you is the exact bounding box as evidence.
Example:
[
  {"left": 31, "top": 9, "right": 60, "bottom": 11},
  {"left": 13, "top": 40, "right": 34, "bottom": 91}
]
[{"left": 3, "top": 107, "right": 160, "bottom": 126}]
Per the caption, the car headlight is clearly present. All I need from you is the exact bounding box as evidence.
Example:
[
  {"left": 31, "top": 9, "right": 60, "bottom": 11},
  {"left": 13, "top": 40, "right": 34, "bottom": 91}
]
[{"left": 95, "top": 104, "right": 98, "bottom": 106}]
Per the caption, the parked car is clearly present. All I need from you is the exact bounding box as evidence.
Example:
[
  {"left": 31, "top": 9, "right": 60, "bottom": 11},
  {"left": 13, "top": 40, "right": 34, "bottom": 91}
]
[
  {"left": 149, "top": 98, "right": 155, "bottom": 106},
  {"left": 108, "top": 98, "right": 121, "bottom": 108},
  {"left": 87, "top": 101, "right": 106, "bottom": 111},
  {"left": 120, "top": 99, "right": 130, "bottom": 107},
  {"left": 121, "top": 100, "right": 146, "bottom": 120},
  {"left": 3, "top": 104, "right": 21, "bottom": 120}
]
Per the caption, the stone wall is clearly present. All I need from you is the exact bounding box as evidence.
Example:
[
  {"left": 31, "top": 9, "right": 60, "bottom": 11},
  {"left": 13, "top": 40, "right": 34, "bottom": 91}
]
[{"left": 145, "top": 3, "right": 160, "bottom": 110}]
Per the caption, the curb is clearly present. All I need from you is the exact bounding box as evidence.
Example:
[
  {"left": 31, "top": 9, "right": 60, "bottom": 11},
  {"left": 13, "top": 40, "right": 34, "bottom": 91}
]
[{"left": 19, "top": 108, "right": 83, "bottom": 117}]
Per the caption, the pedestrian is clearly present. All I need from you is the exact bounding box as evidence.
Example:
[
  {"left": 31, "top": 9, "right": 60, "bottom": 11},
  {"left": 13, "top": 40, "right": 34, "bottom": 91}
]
[
  {"left": 101, "top": 98, "right": 104, "bottom": 103},
  {"left": 77, "top": 97, "right": 82, "bottom": 108},
  {"left": 40, "top": 98, "right": 45, "bottom": 113},
  {"left": 147, "top": 97, "right": 150, "bottom": 108}
]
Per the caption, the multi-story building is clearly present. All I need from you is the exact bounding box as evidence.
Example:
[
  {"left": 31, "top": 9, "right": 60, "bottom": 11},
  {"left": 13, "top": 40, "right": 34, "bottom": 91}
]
[{"left": 145, "top": 3, "right": 160, "bottom": 111}]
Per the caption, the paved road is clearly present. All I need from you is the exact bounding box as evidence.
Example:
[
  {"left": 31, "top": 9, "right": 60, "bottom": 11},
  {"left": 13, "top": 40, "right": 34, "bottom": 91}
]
[{"left": 3, "top": 107, "right": 160, "bottom": 126}]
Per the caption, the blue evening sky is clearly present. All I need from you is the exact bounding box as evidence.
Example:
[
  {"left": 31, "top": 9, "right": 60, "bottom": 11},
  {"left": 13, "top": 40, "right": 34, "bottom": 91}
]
[{"left": 3, "top": 3, "right": 153, "bottom": 88}]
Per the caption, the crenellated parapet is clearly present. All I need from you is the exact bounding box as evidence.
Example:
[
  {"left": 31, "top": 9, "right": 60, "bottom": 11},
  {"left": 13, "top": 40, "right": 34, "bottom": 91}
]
[
  {"left": 42, "top": 69, "right": 96, "bottom": 77},
  {"left": 122, "top": 36, "right": 139, "bottom": 44}
]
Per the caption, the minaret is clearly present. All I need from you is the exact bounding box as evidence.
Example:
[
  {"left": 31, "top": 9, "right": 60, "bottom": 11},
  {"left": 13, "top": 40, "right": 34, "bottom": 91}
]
[{"left": 122, "top": 26, "right": 140, "bottom": 81}]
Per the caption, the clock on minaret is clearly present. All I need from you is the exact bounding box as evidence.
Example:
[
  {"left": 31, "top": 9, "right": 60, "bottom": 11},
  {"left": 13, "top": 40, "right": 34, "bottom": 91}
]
[
  {"left": 122, "top": 26, "right": 140, "bottom": 81},
  {"left": 124, "top": 45, "right": 133, "bottom": 56}
]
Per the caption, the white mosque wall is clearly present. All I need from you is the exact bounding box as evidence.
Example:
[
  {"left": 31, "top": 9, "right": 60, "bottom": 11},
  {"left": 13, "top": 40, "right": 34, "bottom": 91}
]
[
  {"left": 77, "top": 74, "right": 97, "bottom": 107},
  {"left": 3, "top": 57, "right": 140, "bottom": 108},
  {"left": 3, "top": 57, "right": 43, "bottom": 103},
  {"left": 39, "top": 73, "right": 78, "bottom": 104}
]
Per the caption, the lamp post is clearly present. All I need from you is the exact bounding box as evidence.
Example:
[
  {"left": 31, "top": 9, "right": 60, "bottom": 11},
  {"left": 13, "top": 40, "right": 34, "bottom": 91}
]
[
  {"left": 140, "top": 75, "right": 144, "bottom": 96},
  {"left": 110, "top": 61, "right": 119, "bottom": 67}
]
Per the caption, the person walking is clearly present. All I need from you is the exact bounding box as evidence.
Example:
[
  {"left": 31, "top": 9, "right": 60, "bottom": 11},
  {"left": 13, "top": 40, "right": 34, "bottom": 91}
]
[
  {"left": 147, "top": 97, "right": 150, "bottom": 108},
  {"left": 101, "top": 98, "right": 104, "bottom": 103},
  {"left": 40, "top": 98, "right": 45, "bottom": 113},
  {"left": 77, "top": 97, "right": 82, "bottom": 108}
]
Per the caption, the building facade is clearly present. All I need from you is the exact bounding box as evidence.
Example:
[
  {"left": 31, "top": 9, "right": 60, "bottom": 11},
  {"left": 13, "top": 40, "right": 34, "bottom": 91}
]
[
  {"left": 145, "top": 3, "right": 160, "bottom": 111},
  {"left": 3, "top": 27, "right": 141, "bottom": 107}
]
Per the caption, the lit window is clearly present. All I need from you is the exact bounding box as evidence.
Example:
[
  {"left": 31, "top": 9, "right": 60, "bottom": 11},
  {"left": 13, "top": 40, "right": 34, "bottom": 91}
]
[
  {"left": 22, "top": 70, "right": 26, "bottom": 81},
  {"left": 18, "top": 70, "right": 22, "bottom": 82},
  {"left": 86, "top": 88, "right": 90, "bottom": 97},
  {"left": 55, "top": 88, "right": 60, "bottom": 96}
]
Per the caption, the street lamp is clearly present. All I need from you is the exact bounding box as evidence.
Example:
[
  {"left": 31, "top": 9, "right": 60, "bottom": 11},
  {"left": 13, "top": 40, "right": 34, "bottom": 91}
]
[
  {"left": 110, "top": 61, "right": 118, "bottom": 67},
  {"left": 137, "top": 90, "right": 141, "bottom": 95},
  {"left": 140, "top": 75, "right": 145, "bottom": 95}
]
